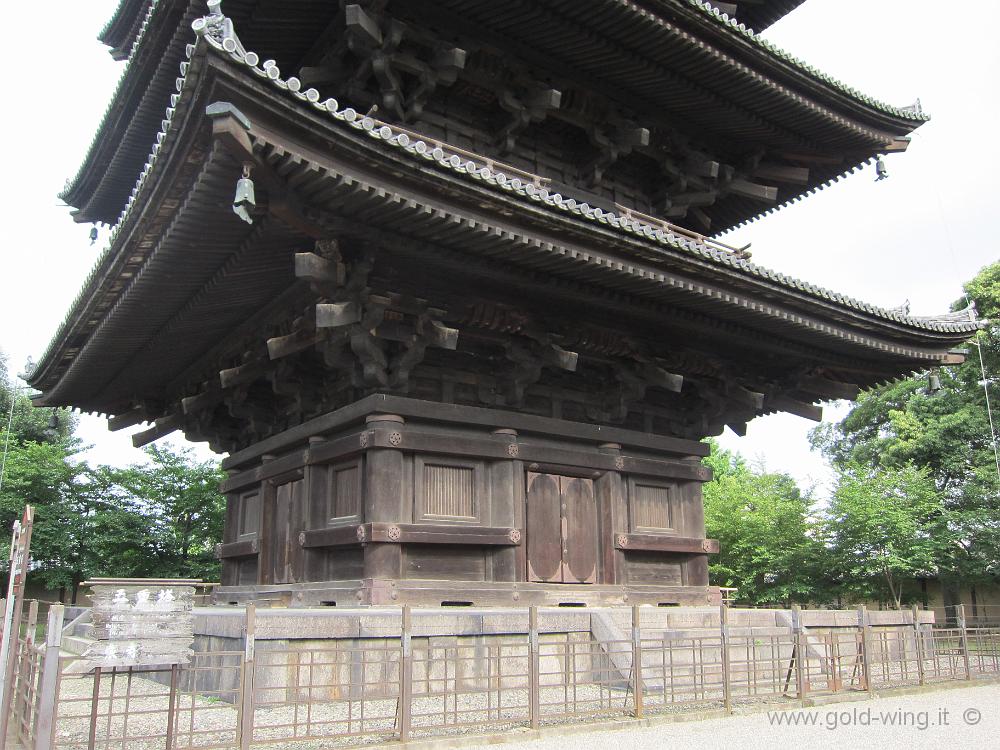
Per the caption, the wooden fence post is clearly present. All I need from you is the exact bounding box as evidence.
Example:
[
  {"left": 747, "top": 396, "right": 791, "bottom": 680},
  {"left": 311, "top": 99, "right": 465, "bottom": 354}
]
[
  {"left": 399, "top": 606, "right": 412, "bottom": 741},
  {"left": 528, "top": 607, "right": 540, "bottom": 730},
  {"left": 792, "top": 604, "right": 806, "bottom": 705},
  {"left": 631, "top": 605, "right": 643, "bottom": 719},
  {"left": 238, "top": 604, "right": 256, "bottom": 750},
  {"left": 957, "top": 604, "right": 972, "bottom": 680},
  {"left": 857, "top": 605, "right": 873, "bottom": 697},
  {"left": 911, "top": 604, "right": 925, "bottom": 686},
  {"left": 720, "top": 604, "right": 731, "bottom": 713},
  {"left": 33, "top": 604, "right": 64, "bottom": 750}
]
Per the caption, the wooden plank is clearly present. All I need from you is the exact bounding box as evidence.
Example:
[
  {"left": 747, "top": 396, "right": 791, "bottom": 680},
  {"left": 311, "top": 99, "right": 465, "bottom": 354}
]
[
  {"left": 616, "top": 534, "right": 720, "bottom": 554},
  {"left": 132, "top": 415, "right": 180, "bottom": 448},
  {"left": 215, "top": 539, "right": 259, "bottom": 559},
  {"left": 108, "top": 407, "right": 147, "bottom": 432},
  {"left": 561, "top": 476, "right": 598, "bottom": 584},
  {"left": 753, "top": 163, "right": 810, "bottom": 185},
  {"left": 299, "top": 525, "right": 362, "bottom": 549},
  {"left": 315, "top": 300, "right": 362, "bottom": 328},
  {"left": 525, "top": 473, "right": 562, "bottom": 583},
  {"left": 766, "top": 395, "right": 823, "bottom": 422},
  {"left": 367, "top": 523, "right": 521, "bottom": 546},
  {"left": 728, "top": 179, "right": 778, "bottom": 202}
]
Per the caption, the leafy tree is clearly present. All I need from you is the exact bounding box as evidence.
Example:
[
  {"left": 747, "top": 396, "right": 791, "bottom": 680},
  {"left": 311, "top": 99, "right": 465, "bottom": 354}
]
[
  {"left": 811, "top": 261, "right": 1000, "bottom": 592},
  {"left": 96, "top": 446, "right": 226, "bottom": 580},
  {"left": 703, "top": 442, "right": 830, "bottom": 606},
  {"left": 0, "top": 352, "right": 74, "bottom": 446},
  {"left": 824, "top": 463, "right": 949, "bottom": 608}
]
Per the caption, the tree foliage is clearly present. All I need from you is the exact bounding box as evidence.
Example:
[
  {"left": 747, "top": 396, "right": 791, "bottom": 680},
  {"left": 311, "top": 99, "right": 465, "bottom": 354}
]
[
  {"left": 2, "top": 353, "right": 226, "bottom": 601},
  {"left": 826, "top": 463, "right": 948, "bottom": 607},
  {"left": 703, "top": 442, "right": 830, "bottom": 606},
  {"left": 811, "top": 261, "right": 1000, "bottom": 589}
]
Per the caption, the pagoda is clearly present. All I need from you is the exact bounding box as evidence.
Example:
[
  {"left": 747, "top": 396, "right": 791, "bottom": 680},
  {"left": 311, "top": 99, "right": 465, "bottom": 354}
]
[{"left": 30, "top": 0, "right": 979, "bottom": 607}]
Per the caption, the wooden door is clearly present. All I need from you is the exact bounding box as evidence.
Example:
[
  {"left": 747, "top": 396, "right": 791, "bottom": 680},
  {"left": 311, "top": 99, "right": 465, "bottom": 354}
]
[
  {"left": 270, "top": 479, "right": 304, "bottom": 584},
  {"left": 526, "top": 472, "right": 598, "bottom": 584}
]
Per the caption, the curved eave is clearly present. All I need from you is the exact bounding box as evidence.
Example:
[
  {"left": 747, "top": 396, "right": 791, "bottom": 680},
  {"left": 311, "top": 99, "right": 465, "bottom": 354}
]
[
  {"left": 31, "top": 41, "right": 978, "bottom": 410},
  {"left": 63, "top": 1, "right": 200, "bottom": 224},
  {"left": 99, "top": 0, "right": 155, "bottom": 60}
]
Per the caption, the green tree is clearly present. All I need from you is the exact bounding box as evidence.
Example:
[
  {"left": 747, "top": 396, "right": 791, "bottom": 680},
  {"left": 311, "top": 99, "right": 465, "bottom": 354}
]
[
  {"left": 824, "top": 463, "right": 949, "bottom": 607},
  {"left": 703, "top": 442, "right": 830, "bottom": 606},
  {"left": 811, "top": 261, "right": 1000, "bottom": 592},
  {"left": 97, "top": 446, "right": 226, "bottom": 580}
]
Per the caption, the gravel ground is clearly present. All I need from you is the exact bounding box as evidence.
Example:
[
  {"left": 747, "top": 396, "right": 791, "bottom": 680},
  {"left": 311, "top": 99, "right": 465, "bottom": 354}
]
[{"left": 462, "top": 683, "right": 1000, "bottom": 750}]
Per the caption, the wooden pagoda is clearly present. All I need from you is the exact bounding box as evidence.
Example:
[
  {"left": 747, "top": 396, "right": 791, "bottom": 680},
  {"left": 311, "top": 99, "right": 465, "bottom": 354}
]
[{"left": 31, "top": 0, "right": 979, "bottom": 607}]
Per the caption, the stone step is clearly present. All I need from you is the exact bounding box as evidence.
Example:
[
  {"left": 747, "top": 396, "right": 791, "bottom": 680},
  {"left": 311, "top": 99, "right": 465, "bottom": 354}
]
[{"left": 61, "top": 634, "right": 95, "bottom": 657}]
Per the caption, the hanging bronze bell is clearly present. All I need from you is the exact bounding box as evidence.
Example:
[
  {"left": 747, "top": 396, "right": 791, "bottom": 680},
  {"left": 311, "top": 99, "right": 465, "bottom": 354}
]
[
  {"left": 928, "top": 369, "right": 942, "bottom": 394},
  {"left": 233, "top": 165, "right": 256, "bottom": 224}
]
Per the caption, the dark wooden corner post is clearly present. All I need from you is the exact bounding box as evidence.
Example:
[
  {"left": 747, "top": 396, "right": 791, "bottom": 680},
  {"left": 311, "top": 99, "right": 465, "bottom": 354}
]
[
  {"left": 596, "top": 443, "right": 626, "bottom": 586},
  {"left": 684, "top": 466, "right": 712, "bottom": 587},
  {"left": 303, "top": 436, "right": 328, "bottom": 582},
  {"left": 256, "top": 455, "right": 278, "bottom": 586},
  {"left": 490, "top": 429, "right": 521, "bottom": 586},
  {"left": 364, "top": 415, "right": 406, "bottom": 600}
]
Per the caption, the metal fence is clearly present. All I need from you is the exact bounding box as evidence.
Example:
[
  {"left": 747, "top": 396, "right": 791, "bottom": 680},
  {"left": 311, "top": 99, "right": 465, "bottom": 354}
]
[{"left": 4, "top": 602, "right": 1000, "bottom": 749}]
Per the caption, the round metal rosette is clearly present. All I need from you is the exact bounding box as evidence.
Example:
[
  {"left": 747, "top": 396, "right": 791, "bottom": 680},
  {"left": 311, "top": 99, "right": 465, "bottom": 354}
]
[
  {"left": 356, "top": 525, "right": 367, "bottom": 543},
  {"left": 508, "top": 528, "right": 522, "bottom": 544},
  {"left": 387, "top": 525, "right": 402, "bottom": 542},
  {"left": 701, "top": 539, "right": 713, "bottom": 553},
  {"left": 389, "top": 431, "right": 403, "bottom": 447},
  {"left": 507, "top": 443, "right": 519, "bottom": 457},
  {"left": 616, "top": 534, "right": 629, "bottom": 548}
]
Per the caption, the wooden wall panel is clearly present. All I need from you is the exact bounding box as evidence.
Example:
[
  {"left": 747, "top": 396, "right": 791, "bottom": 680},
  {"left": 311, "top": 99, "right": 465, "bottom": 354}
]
[
  {"left": 423, "top": 464, "right": 475, "bottom": 518},
  {"left": 329, "top": 462, "right": 362, "bottom": 521},
  {"left": 630, "top": 481, "right": 675, "bottom": 532},
  {"left": 404, "top": 547, "right": 487, "bottom": 581},
  {"left": 239, "top": 491, "right": 260, "bottom": 538},
  {"left": 624, "top": 552, "right": 684, "bottom": 586}
]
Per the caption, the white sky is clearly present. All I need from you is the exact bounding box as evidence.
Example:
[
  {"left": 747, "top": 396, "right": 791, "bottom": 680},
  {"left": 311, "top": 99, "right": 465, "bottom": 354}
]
[{"left": 0, "top": 0, "right": 997, "bottom": 494}]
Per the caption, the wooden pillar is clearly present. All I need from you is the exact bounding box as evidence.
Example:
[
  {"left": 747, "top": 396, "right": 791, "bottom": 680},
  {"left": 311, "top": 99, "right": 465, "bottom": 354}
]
[
  {"left": 33, "top": 604, "right": 64, "bottom": 750},
  {"left": 238, "top": 604, "right": 256, "bottom": 750},
  {"left": 858, "top": 605, "right": 874, "bottom": 697},
  {"left": 528, "top": 607, "right": 540, "bottom": 729},
  {"left": 398, "top": 606, "right": 412, "bottom": 741},
  {"left": 720, "top": 603, "right": 732, "bottom": 713},
  {"left": 911, "top": 604, "right": 925, "bottom": 686},
  {"left": 957, "top": 604, "right": 972, "bottom": 680},
  {"left": 596, "top": 444, "right": 626, "bottom": 586},
  {"left": 490, "top": 429, "right": 520, "bottom": 584},
  {"left": 792, "top": 604, "right": 806, "bottom": 704},
  {"left": 364, "top": 415, "right": 406, "bottom": 585},
  {"left": 303, "top": 437, "right": 329, "bottom": 582},
  {"left": 632, "top": 605, "right": 644, "bottom": 718}
]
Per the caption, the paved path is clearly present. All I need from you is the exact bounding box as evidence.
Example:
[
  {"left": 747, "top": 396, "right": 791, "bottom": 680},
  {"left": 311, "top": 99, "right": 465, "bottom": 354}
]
[{"left": 463, "top": 684, "right": 1000, "bottom": 750}]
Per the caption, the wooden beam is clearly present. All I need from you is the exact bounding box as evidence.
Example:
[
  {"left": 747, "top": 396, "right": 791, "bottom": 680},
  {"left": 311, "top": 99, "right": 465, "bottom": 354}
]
[
  {"left": 108, "top": 407, "right": 147, "bottom": 432},
  {"left": 300, "top": 525, "right": 362, "bottom": 549},
  {"left": 616, "top": 534, "right": 720, "bottom": 554},
  {"left": 132, "top": 415, "right": 180, "bottom": 448},
  {"left": 796, "top": 376, "right": 860, "bottom": 401},
  {"left": 728, "top": 179, "right": 778, "bottom": 202},
  {"left": 219, "top": 360, "right": 266, "bottom": 389},
  {"left": 181, "top": 388, "right": 222, "bottom": 415},
  {"left": 295, "top": 252, "right": 345, "bottom": 285},
  {"left": 754, "top": 163, "right": 810, "bottom": 185},
  {"left": 766, "top": 395, "right": 823, "bottom": 422},
  {"left": 367, "top": 522, "right": 522, "bottom": 546},
  {"left": 884, "top": 137, "right": 911, "bottom": 153},
  {"left": 214, "top": 539, "right": 259, "bottom": 559},
  {"left": 316, "top": 300, "right": 362, "bottom": 329},
  {"left": 267, "top": 330, "right": 321, "bottom": 360}
]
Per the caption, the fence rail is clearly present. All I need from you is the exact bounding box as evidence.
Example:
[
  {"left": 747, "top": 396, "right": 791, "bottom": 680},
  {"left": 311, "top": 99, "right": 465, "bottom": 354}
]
[{"left": 5, "top": 602, "right": 1000, "bottom": 749}]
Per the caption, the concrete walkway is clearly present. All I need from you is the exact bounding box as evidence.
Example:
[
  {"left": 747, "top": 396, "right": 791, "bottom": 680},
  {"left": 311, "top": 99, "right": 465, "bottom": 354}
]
[{"left": 460, "top": 684, "right": 1000, "bottom": 750}]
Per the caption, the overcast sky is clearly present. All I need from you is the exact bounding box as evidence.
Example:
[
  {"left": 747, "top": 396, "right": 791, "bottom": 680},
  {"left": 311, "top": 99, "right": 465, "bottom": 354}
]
[{"left": 0, "top": 0, "right": 996, "bottom": 497}]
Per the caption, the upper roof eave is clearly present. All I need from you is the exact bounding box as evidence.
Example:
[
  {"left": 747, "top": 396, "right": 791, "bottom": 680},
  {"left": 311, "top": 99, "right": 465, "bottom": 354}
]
[
  {"left": 99, "top": 0, "right": 156, "bottom": 60},
  {"left": 30, "top": 36, "right": 980, "bottom": 403}
]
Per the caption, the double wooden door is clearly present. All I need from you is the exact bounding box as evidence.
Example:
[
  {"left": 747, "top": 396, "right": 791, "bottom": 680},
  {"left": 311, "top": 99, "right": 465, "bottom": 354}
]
[{"left": 526, "top": 472, "right": 599, "bottom": 584}]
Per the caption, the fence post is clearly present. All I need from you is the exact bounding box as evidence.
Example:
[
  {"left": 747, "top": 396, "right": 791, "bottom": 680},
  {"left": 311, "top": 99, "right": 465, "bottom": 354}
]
[
  {"left": 399, "top": 606, "right": 412, "bottom": 741},
  {"left": 911, "top": 604, "right": 925, "bottom": 686},
  {"left": 957, "top": 604, "right": 972, "bottom": 680},
  {"left": 528, "top": 606, "right": 539, "bottom": 730},
  {"left": 631, "top": 605, "right": 643, "bottom": 719},
  {"left": 792, "top": 604, "right": 806, "bottom": 705},
  {"left": 719, "top": 604, "right": 731, "bottom": 713},
  {"left": 857, "top": 605, "right": 874, "bottom": 697},
  {"left": 238, "top": 603, "right": 256, "bottom": 750},
  {"left": 33, "top": 604, "right": 64, "bottom": 750}
]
